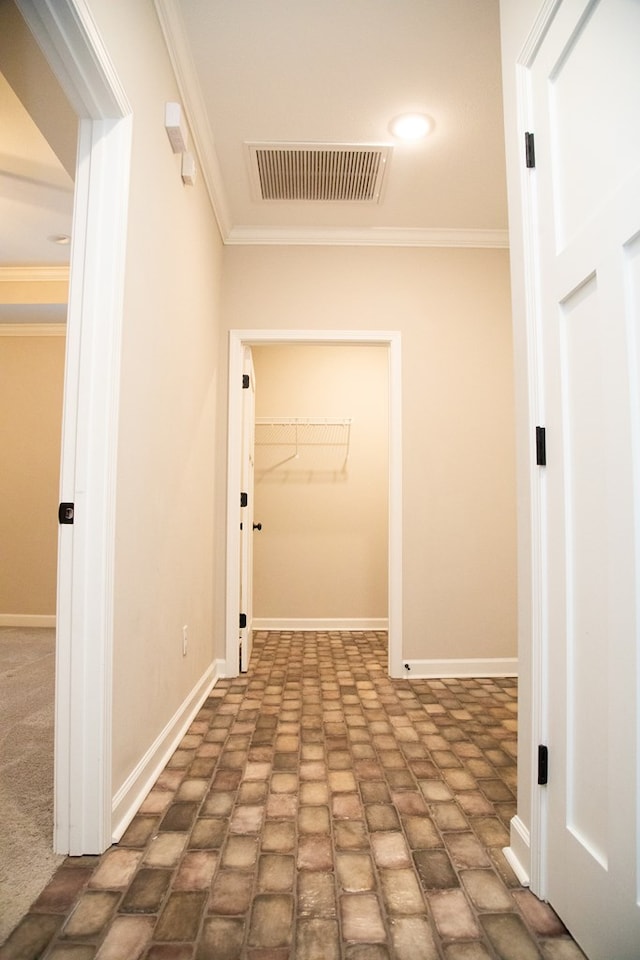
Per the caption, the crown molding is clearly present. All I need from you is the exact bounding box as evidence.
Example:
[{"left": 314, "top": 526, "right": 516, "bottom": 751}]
[
  {"left": 224, "top": 226, "right": 509, "bottom": 249},
  {"left": 0, "top": 265, "right": 70, "bottom": 282},
  {"left": 15, "top": 0, "right": 130, "bottom": 118},
  {"left": 153, "top": 0, "right": 509, "bottom": 252},
  {"left": 154, "top": 0, "right": 232, "bottom": 239}
]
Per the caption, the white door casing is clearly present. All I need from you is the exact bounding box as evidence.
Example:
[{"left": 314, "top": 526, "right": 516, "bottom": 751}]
[
  {"left": 239, "top": 347, "right": 256, "bottom": 672},
  {"left": 226, "top": 329, "right": 403, "bottom": 679},
  {"left": 522, "top": 0, "right": 640, "bottom": 955},
  {"left": 15, "top": 0, "right": 132, "bottom": 853}
]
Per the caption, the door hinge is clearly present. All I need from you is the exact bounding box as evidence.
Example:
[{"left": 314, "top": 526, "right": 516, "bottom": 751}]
[
  {"left": 525, "top": 131, "right": 536, "bottom": 168},
  {"left": 538, "top": 744, "right": 549, "bottom": 785},
  {"left": 536, "top": 426, "right": 546, "bottom": 466},
  {"left": 239, "top": 613, "right": 247, "bottom": 629},
  {"left": 241, "top": 491, "right": 248, "bottom": 508},
  {"left": 242, "top": 374, "right": 250, "bottom": 389},
  {"left": 58, "top": 502, "right": 75, "bottom": 525}
]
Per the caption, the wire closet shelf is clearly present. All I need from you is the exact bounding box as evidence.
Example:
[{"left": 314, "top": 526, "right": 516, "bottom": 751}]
[{"left": 254, "top": 417, "right": 352, "bottom": 465}]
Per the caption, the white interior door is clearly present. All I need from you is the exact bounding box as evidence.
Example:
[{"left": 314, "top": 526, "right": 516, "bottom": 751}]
[
  {"left": 239, "top": 347, "right": 256, "bottom": 672},
  {"left": 530, "top": 1, "right": 640, "bottom": 955}
]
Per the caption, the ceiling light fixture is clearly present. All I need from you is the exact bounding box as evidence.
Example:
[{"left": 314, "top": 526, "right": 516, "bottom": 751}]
[{"left": 389, "top": 113, "right": 434, "bottom": 142}]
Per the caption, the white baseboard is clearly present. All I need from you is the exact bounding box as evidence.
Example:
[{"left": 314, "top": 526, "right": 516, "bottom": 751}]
[
  {"left": 503, "top": 815, "right": 531, "bottom": 886},
  {"left": 400, "top": 657, "right": 518, "bottom": 679},
  {"left": 0, "top": 614, "right": 56, "bottom": 628},
  {"left": 252, "top": 618, "right": 389, "bottom": 632},
  {"left": 111, "top": 659, "right": 224, "bottom": 842}
]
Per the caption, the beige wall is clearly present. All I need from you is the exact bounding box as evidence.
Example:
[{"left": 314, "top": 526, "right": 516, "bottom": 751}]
[
  {"left": 86, "top": 0, "right": 225, "bottom": 796},
  {"left": 0, "top": 279, "right": 68, "bottom": 304},
  {"left": 221, "top": 244, "right": 517, "bottom": 661},
  {"left": 252, "top": 344, "right": 388, "bottom": 620},
  {"left": 0, "top": 330, "right": 65, "bottom": 616}
]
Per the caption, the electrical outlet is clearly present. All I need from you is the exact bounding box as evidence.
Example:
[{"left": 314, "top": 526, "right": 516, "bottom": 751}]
[{"left": 182, "top": 625, "right": 188, "bottom": 656}]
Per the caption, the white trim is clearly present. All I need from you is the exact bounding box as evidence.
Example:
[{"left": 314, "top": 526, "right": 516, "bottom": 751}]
[
  {"left": 111, "top": 660, "right": 223, "bottom": 842},
  {"left": 0, "top": 323, "right": 66, "bottom": 337},
  {"left": 252, "top": 618, "right": 389, "bottom": 632},
  {"left": 513, "top": 0, "right": 565, "bottom": 900},
  {"left": 400, "top": 657, "right": 518, "bottom": 679},
  {"left": 58, "top": 115, "right": 131, "bottom": 855},
  {"left": 153, "top": 2, "right": 508, "bottom": 251},
  {"left": 387, "top": 334, "right": 403, "bottom": 678},
  {"left": 0, "top": 266, "right": 69, "bottom": 282},
  {"left": 225, "top": 226, "right": 510, "bottom": 249},
  {"left": 227, "top": 329, "right": 403, "bottom": 681},
  {"left": 504, "top": 816, "right": 532, "bottom": 886},
  {"left": 514, "top": 55, "right": 549, "bottom": 897},
  {"left": 518, "top": 0, "right": 563, "bottom": 65},
  {"left": 15, "top": 0, "right": 130, "bottom": 119},
  {"left": 153, "top": 0, "right": 232, "bottom": 240},
  {"left": 0, "top": 614, "right": 56, "bottom": 628}
]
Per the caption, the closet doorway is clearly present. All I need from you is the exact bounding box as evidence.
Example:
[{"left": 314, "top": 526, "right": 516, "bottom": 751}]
[{"left": 226, "top": 330, "right": 403, "bottom": 678}]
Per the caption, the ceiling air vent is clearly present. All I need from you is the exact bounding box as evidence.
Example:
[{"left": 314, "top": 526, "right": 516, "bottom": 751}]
[{"left": 247, "top": 142, "right": 392, "bottom": 203}]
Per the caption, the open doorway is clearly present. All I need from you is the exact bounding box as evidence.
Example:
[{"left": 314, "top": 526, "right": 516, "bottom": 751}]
[
  {"left": 3, "top": 0, "right": 133, "bottom": 857},
  {"left": 0, "top": 326, "right": 67, "bottom": 939},
  {"left": 0, "top": 12, "right": 74, "bottom": 629},
  {"left": 251, "top": 343, "right": 389, "bottom": 631},
  {"left": 226, "top": 329, "right": 403, "bottom": 679},
  {"left": 0, "top": 4, "right": 74, "bottom": 934}
]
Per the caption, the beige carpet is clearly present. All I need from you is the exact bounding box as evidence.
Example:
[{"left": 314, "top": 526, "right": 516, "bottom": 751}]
[{"left": 0, "top": 627, "right": 64, "bottom": 943}]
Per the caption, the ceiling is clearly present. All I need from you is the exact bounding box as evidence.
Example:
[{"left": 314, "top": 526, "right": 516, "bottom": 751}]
[
  {"left": 0, "top": 0, "right": 508, "bottom": 319},
  {"left": 0, "top": 68, "right": 73, "bottom": 324},
  {"left": 158, "top": 0, "right": 508, "bottom": 247},
  {"left": 0, "top": 0, "right": 76, "bottom": 324},
  {"left": 0, "top": 69, "right": 74, "bottom": 266}
]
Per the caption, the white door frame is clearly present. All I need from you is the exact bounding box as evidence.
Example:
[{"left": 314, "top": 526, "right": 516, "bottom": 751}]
[
  {"left": 16, "top": 0, "right": 132, "bottom": 853},
  {"left": 512, "top": 0, "right": 563, "bottom": 899},
  {"left": 239, "top": 346, "right": 256, "bottom": 672},
  {"left": 226, "top": 329, "right": 403, "bottom": 678}
]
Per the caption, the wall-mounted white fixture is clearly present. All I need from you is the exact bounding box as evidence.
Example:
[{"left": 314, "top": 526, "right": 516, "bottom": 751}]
[
  {"left": 389, "top": 113, "right": 434, "bottom": 142},
  {"left": 165, "top": 101, "right": 188, "bottom": 153},
  {"left": 181, "top": 152, "right": 197, "bottom": 186}
]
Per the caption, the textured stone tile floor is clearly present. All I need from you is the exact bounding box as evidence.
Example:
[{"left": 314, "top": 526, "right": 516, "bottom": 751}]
[{"left": 0, "top": 631, "right": 587, "bottom": 959}]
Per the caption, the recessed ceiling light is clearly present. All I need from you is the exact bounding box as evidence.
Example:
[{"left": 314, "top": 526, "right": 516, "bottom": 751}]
[
  {"left": 49, "top": 234, "right": 71, "bottom": 245},
  {"left": 389, "top": 113, "right": 434, "bottom": 142}
]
